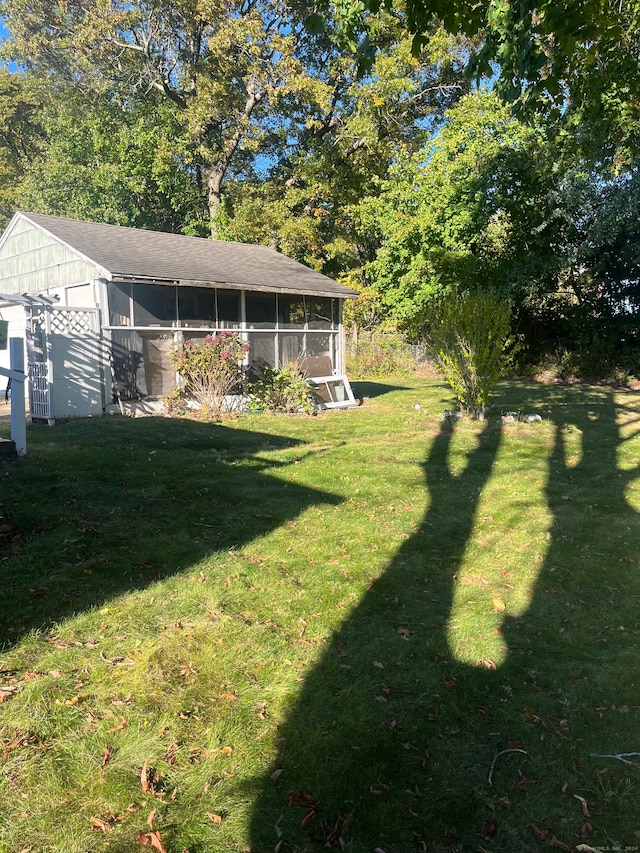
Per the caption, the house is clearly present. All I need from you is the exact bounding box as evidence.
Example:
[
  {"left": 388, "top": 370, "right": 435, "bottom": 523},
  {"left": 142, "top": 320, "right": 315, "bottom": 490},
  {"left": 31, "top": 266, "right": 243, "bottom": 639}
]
[{"left": 0, "top": 212, "right": 358, "bottom": 419}]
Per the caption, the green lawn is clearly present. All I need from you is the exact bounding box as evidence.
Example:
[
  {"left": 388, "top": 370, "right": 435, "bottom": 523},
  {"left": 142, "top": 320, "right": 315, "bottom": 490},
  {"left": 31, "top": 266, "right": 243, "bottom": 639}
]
[{"left": 1, "top": 377, "right": 639, "bottom": 853}]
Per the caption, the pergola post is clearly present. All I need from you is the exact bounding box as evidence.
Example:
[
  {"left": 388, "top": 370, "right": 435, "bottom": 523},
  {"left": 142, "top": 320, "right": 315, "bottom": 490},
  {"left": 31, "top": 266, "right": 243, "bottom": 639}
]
[{"left": 7, "top": 338, "right": 26, "bottom": 456}]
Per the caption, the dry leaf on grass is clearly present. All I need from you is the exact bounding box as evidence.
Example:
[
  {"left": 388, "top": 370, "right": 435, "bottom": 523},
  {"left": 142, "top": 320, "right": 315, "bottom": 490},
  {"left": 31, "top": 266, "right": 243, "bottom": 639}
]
[
  {"left": 573, "top": 794, "right": 591, "bottom": 817},
  {"left": 90, "top": 816, "right": 112, "bottom": 833},
  {"left": 138, "top": 831, "right": 167, "bottom": 853},
  {"left": 140, "top": 758, "right": 151, "bottom": 794}
]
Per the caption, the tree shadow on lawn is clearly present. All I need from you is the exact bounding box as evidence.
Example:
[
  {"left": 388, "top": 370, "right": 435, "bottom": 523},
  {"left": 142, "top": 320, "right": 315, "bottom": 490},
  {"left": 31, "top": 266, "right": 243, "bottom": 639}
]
[
  {"left": 0, "top": 416, "right": 342, "bottom": 650},
  {"left": 350, "top": 381, "right": 411, "bottom": 400},
  {"left": 248, "top": 385, "right": 640, "bottom": 852}
]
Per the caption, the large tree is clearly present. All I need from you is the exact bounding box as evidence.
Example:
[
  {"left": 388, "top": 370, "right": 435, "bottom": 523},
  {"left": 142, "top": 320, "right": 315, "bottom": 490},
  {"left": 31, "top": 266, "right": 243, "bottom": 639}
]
[
  {"left": 6, "top": 81, "right": 208, "bottom": 233},
  {"left": 0, "top": 69, "right": 44, "bottom": 226},
  {"left": 329, "top": 0, "right": 640, "bottom": 167},
  {"left": 356, "top": 90, "right": 559, "bottom": 333},
  {"left": 219, "top": 16, "right": 475, "bottom": 273},
  {"left": 0, "top": 0, "right": 338, "bottom": 234}
]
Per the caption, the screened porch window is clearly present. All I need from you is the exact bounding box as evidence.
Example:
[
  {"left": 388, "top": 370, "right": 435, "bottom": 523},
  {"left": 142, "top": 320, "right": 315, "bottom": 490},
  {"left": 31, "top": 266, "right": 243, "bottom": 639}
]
[
  {"left": 217, "top": 289, "right": 241, "bottom": 328},
  {"left": 246, "top": 293, "right": 276, "bottom": 328},
  {"left": 108, "top": 282, "right": 132, "bottom": 326},
  {"left": 133, "top": 283, "right": 176, "bottom": 326},
  {"left": 177, "top": 286, "right": 216, "bottom": 327},
  {"left": 278, "top": 295, "right": 306, "bottom": 328},
  {"left": 306, "top": 297, "right": 332, "bottom": 329}
]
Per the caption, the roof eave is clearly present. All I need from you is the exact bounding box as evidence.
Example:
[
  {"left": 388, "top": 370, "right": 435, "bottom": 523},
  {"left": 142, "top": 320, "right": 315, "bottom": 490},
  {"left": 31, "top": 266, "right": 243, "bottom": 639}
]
[{"left": 109, "top": 275, "right": 358, "bottom": 299}]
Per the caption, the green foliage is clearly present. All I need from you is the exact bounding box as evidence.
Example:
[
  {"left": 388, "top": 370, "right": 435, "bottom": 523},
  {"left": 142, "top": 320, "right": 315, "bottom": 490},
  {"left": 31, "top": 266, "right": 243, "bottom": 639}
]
[
  {"left": 360, "top": 90, "right": 557, "bottom": 334},
  {"left": 345, "top": 327, "right": 425, "bottom": 379},
  {"left": 332, "top": 0, "right": 640, "bottom": 167},
  {"left": 248, "top": 363, "right": 315, "bottom": 414},
  {"left": 0, "top": 0, "right": 340, "bottom": 232},
  {"left": 170, "top": 332, "right": 249, "bottom": 419},
  {"left": 14, "top": 91, "right": 208, "bottom": 233},
  {"left": 427, "top": 288, "right": 513, "bottom": 419},
  {"left": 0, "top": 70, "right": 45, "bottom": 226},
  {"left": 215, "top": 17, "right": 473, "bottom": 270}
]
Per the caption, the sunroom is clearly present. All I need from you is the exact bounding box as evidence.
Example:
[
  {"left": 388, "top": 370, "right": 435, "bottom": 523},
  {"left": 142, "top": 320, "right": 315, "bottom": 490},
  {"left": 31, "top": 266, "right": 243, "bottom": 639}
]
[
  {"left": 0, "top": 212, "right": 359, "bottom": 417},
  {"left": 108, "top": 281, "right": 344, "bottom": 400}
]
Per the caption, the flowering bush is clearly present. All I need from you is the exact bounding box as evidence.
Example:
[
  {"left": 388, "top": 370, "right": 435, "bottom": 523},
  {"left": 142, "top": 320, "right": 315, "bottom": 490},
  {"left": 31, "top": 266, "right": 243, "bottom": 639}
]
[{"left": 170, "top": 332, "right": 249, "bottom": 419}]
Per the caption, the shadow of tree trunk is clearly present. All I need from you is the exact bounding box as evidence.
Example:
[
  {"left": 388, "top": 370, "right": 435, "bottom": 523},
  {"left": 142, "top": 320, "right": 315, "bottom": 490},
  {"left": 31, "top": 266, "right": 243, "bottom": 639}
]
[{"left": 248, "top": 386, "right": 640, "bottom": 851}]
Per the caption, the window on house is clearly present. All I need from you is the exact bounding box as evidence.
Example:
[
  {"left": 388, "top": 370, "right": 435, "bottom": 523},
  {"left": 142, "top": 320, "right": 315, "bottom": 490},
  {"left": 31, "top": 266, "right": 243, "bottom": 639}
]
[
  {"left": 108, "top": 282, "right": 132, "bottom": 326},
  {"left": 217, "top": 289, "right": 240, "bottom": 328},
  {"left": 247, "top": 332, "right": 276, "bottom": 373},
  {"left": 246, "top": 293, "right": 276, "bottom": 328},
  {"left": 278, "top": 295, "right": 306, "bottom": 328},
  {"left": 133, "top": 284, "right": 176, "bottom": 326},
  {"left": 177, "top": 286, "right": 216, "bottom": 327},
  {"left": 306, "top": 297, "right": 332, "bottom": 329}
]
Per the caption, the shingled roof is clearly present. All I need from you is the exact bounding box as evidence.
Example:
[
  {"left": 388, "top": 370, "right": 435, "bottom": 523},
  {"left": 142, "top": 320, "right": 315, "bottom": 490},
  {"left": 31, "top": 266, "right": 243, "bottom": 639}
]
[{"left": 17, "top": 213, "right": 358, "bottom": 299}]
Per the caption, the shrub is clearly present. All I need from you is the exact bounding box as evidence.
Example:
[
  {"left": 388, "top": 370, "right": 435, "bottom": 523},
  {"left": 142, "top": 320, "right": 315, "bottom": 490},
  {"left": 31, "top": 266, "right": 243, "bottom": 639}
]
[
  {"left": 345, "top": 328, "right": 427, "bottom": 379},
  {"left": 249, "top": 363, "right": 315, "bottom": 414},
  {"left": 170, "top": 332, "right": 249, "bottom": 419},
  {"left": 427, "top": 288, "right": 513, "bottom": 420}
]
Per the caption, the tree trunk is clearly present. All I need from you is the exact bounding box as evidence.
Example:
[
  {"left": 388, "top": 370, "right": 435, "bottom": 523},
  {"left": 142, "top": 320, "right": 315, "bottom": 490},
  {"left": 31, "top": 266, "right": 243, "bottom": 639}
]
[
  {"left": 204, "top": 88, "right": 262, "bottom": 239},
  {"left": 207, "top": 167, "right": 223, "bottom": 238}
]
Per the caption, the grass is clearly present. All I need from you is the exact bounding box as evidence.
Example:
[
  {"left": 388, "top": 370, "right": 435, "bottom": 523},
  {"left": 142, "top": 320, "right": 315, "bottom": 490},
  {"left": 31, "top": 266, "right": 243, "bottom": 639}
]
[{"left": 0, "top": 376, "right": 639, "bottom": 852}]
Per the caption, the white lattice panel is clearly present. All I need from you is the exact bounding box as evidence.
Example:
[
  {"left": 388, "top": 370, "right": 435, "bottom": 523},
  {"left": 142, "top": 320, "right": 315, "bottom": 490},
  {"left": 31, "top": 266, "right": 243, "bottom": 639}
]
[
  {"left": 28, "top": 361, "right": 52, "bottom": 421},
  {"left": 49, "top": 308, "right": 97, "bottom": 337}
]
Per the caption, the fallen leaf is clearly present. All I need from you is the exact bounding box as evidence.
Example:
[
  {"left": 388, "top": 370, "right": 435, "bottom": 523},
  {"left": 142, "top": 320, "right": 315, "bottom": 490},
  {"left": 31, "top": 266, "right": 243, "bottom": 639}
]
[
  {"left": 528, "top": 824, "right": 548, "bottom": 841},
  {"left": 549, "top": 836, "right": 571, "bottom": 852},
  {"left": 220, "top": 692, "right": 237, "bottom": 701},
  {"left": 0, "top": 686, "right": 19, "bottom": 702},
  {"left": 580, "top": 822, "right": 594, "bottom": 839},
  {"left": 492, "top": 596, "right": 506, "bottom": 612},
  {"left": 207, "top": 813, "right": 223, "bottom": 825},
  {"left": 141, "top": 759, "right": 151, "bottom": 793},
  {"left": 102, "top": 744, "right": 112, "bottom": 767},
  {"left": 573, "top": 794, "right": 591, "bottom": 817},
  {"left": 90, "top": 816, "right": 112, "bottom": 833},
  {"left": 138, "top": 831, "right": 167, "bottom": 852},
  {"left": 270, "top": 768, "right": 284, "bottom": 783},
  {"left": 147, "top": 809, "right": 156, "bottom": 829}
]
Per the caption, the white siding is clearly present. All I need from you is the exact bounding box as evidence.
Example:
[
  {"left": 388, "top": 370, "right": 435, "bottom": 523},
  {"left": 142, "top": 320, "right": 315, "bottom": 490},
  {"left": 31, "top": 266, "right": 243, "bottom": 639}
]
[{"left": 0, "top": 217, "right": 100, "bottom": 295}]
